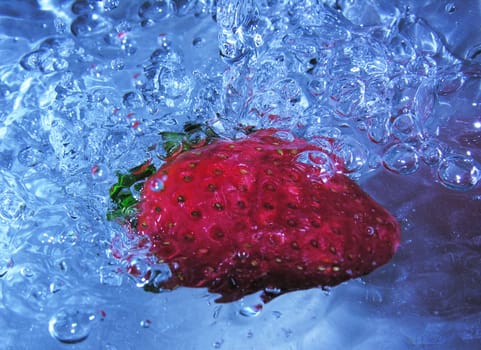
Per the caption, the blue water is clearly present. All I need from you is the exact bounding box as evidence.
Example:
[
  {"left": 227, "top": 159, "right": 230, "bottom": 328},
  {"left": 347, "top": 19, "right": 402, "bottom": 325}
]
[{"left": 1, "top": 0, "right": 480, "bottom": 349}]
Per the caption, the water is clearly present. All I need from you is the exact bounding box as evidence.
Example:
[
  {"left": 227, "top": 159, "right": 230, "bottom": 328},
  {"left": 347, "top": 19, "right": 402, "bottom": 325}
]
[{"left": 0, "top": 0, "right": 480, "bottom": 349}]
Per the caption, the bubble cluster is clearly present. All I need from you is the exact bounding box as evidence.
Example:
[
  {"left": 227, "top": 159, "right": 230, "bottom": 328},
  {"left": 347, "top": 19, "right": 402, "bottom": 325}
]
[
  {"left": 212, "top": 1, "right": 479, "bottom": 187},
  {"left": 20, "top": 37, "right": 76, "bottom": 73}
]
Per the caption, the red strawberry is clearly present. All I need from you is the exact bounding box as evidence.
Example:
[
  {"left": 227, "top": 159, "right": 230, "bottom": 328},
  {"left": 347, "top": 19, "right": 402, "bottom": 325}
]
[{"left": 111, "top": 128, "right": 401, "bottom": 302}]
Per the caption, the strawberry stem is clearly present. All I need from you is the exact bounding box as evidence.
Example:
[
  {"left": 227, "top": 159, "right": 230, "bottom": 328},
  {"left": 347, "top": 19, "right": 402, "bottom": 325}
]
[{"left": 107, "top": 160, "right": 156, "bottom": 222}]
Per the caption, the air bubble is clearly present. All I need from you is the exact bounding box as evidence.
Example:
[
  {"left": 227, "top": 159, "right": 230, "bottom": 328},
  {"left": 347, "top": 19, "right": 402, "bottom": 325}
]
[
  {"left": 276, "top": 78, "right": 302, "bottom": 103},
  {"left": 368, "top": 153, "right": 382, "bottom": 170},
  {"left": 467, "top": 44, "right": 481, "bottom": 62},
  {"left": 216, "top": 0, "right": 254, "bottom": 29},
  {"left": 140, "top": 319, "right": 152, "bottom": 328},
  {"left": 99, "top": 265, "right": 123, "bottom": 286},
  {"left": 18, "top": 146, "right": 46, "bottom": 167},
  {"left": 315, "top": 14, "right": 351, "bottom": 46},
  {"left": 272, "top": 130, "right": 295, "bottom": 142},
  {"left": 48, "top": 308, "right": 96, "bottom": 344},
  {"left": 102, "top": 0, "right": 120, "bottom": 11},
  {"left": 414, "top": 82, "right": 435, "bottom": 124},
  {"left": 72, "top": 0, "right": 97, "bottom": 15},
  {"left": 218, "top": 29, "right": 247, "bottom": 63},
  {"left": 213, "top": 339, "right": 224, "bottom": 349},
  {"left": 156, "top": 34, "right": 171, "bottom": 51},
  {"left": 54, "top": 18, "right": 67, "bottom": 33},
  {"left": 253, "top": 33, "right": 264, "bottom": 47},
  {"left": 307, "top": 79, "right": 327, "bottom": 97},
  {"left": 335, "top": 137, "right": 367, "bottom": 174},
  {"left": 110, "top": 58, "right": 125, "bottom": 70},
  {"left": 419, "top": 140, "right": 442, "bottom": 166},
  {"left": 20, "top": 50, "right": 43, "bottom": 71},
  {"left": 386, "top": 75, "right": 419, "bottom": 112},
  {"left": 192, "top": 37, "right": 206, "bottom": 47},
  {"left": 445, "top": 2, "right": 456, "bottom": 14},
  {"left": 71, "top": 14, "right": 111, "bottom": 37},
  {"left": 58, "top": 260, "right": 69, "bottom": 272},
  {"left": 58, "top": 230, "right": 79, "bottom": 245},
  {"left": 0, "top": 190, "right": 26, "bottom": 222},
  {"left": 389, "top": 34, "right": 416, "bottom": 65},
  {"left": 389, "top": 112, "right": 419, "bottom": 141},
  {"left": 272, "top": 310, "right": 282, "bottom": 319},
  {"left": 296, "top": 150, "right": 335, "bottom": 182},
  {"left": 139, "top": 0, "right": 170, "bottom": 21},
  {"left": 311, "top": 126, "right": 341, "bottom": 141},
  {"left": 437, "top": 155, "right": 480, "bottom": 191},
  {"left": 20, "top": 49, "right": 68, "bottom": 73},
  {"left": 120, "top": 37, "right": 137, "bottom": 56},
  {"left": 239, "top": 304, "right": 263, "bottom": 317},
  {"left": 363, "top": 48, "right": 388, "bottom": 75},
  {"left": 437, "top": 72, "right": 464, "bottom": 95},
  {"left": 407, "top": 18, "right": 442, "bottom": 57},
  {"left": 329, "top": 75, "right": 365, "bottom": 117},
  {"left": 123, "top": 91, "right": 144, "bottom": 109},
  {"left": 383, "top": 143, "right": 419, "bottom": 175},
  {"left": 264, "top": 287, "right": 282, "bottom": 295},
  {"left": 367, "top": 115, "right": 389, "bottom": 144},
  {"left": 150, "top": 178, "right": 165, "bottom": 192},
  {"left": 128, "top": 258, "right": 154, "bottom": 287},
  {"left": 158, "top": 66, "right": 191, "bottom": 99},
  {"left": 186, "top": 130, "right": 207, "bottom": 148},
  {"left": 49, "top": 277, "right": 66, "bottom": 293},
  {"left": 91, "top": 164, "right": 110, "bottom": 181}
]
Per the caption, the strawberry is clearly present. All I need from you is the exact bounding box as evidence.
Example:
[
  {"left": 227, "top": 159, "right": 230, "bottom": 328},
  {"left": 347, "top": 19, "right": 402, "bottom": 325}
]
[{"left": 110, "top": 127, "right": 400, "bottom": 303}]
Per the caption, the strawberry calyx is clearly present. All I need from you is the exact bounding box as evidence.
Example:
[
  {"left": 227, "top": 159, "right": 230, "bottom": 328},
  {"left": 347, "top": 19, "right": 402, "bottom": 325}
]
[
  {"left": 108, "top": 160, "right": 156, "bottom": 222},
  {"left": 108, "top": 123, "right": 221, "bottom": 223}
]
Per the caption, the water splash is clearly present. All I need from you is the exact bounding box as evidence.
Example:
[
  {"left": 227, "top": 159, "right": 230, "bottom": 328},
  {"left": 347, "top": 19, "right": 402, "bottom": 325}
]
[{"left": 0, "top": 0, "right": 480, "bottom": 348}]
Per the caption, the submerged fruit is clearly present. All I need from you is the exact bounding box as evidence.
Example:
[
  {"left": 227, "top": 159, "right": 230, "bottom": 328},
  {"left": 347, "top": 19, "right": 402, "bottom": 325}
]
[{"left": 110, "top": 128, "right": 401, "bottom": 302}]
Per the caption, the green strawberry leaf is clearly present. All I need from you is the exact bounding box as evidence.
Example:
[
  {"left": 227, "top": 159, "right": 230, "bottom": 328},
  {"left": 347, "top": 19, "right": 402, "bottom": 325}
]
[
  {"left": 108, "top": 123, "right": 219, "bottom": 221},
  {"left": 160, "top": 131, "right": 186, "bottom": 158},
  {"left": 160, "top": 122, "right": 220, "bottom": 158},
  {"left": 107, "top": 160, "right": 156, "bottom": 222}
]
